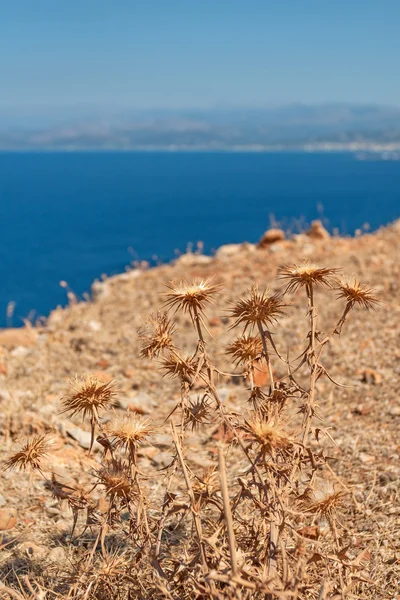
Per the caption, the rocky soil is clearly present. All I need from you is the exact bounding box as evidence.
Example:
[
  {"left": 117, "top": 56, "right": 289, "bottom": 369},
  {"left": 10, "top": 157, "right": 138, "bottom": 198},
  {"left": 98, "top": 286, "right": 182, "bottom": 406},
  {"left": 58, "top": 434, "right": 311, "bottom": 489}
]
[{"left": 0, "top": 220, "right": 399, "bottom": 598}]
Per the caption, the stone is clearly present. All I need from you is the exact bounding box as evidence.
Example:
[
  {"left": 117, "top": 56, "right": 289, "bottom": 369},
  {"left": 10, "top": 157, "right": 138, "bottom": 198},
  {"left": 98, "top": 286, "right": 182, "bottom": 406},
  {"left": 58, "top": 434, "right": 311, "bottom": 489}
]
[
  {"left": 0, "top": 493, "right": 6, "bottom": 507},
  {"left": 65, "top": 425, "right": 101, "bottom": 451},
  {"left": 388, "top": 405, "right": 400, "bottom": 417},
  {"left": 306, "top": 220, "right": 330, "bottom": 240},
  {"left": 215, "top": 243, "right": 255, "bottom": 260},
  {"left": 175, "top": 253, "right": 213, "bottom": 267},
  {"left": 361, "top": 369, "right": 382, "bottom": 385},
  {"left": 92, "top": 370, "right": 114, "bottom": 384},
  {"left": 0, "top": 507, "right": 17, "bottom": 530},
  {"left": 118, "top": 392, "right": 155, "bottom": 413},
  {"left": 18, "top": 541, "right": 47, "bottom": 560},
  {"left": 88, "top": 320, "right": 102, "bottom": 332},
  {"left": 253, "top": 359, "right": 273, "bottom": 388},
  {"left": 258, "top": 228, "right": 285, "bottom": 247},
  {"left": 48, "top": 547, "right": 67, "bottom": 562}
]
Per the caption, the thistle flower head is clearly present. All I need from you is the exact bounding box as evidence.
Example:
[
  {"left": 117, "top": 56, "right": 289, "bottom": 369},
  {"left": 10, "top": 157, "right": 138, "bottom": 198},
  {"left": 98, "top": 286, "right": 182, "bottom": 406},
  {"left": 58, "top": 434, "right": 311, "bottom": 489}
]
[
  {"left": 4, "top": 435, "right": 52, "bottom": 473},
  {"left": 138, "top": 311, "right": 176, "bottom": 359},
  {"left": 184, "top": 395, "right": 213, "bottom": 430},
  {"left": 164, "top": 277, "right": 221, "bottom": 318},
  {"left": 279, "top": 262, "right": 339, "bottom": 293},
  {"left": 226, "top": 335, "right": 263, "bottom": 366},
  {"left": 61, "top": 374, "right": 117, "bottom": 421},
  {"left": 94, "top": 460, "right": 133, "bottom": 502},
  {"left": 304, "top": 480, "right": 345, "bottom": 520},
  {"left": 193, "top": 467, "right": 219, "bottom": 506},
  {"left": 336, "top": 275, "right": 379, "bottom": 310},
  {"left": 160, "top": 352, "right": 199, "bottom": 384},
  {"left": 243, "top": 413, "right": 290, "bottom": 454},
  {"left": 229, "top": 286, "right": 286, "bottom": 331},
  {"left": 106, "top": 414, "right": 154, "bottom": 460}
]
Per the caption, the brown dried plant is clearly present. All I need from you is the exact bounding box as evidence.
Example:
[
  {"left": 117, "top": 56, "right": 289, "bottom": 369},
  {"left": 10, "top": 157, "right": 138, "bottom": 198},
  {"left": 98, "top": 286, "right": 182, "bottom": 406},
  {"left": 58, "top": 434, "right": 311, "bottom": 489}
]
[
  {"left": 6, "top": 264, "right": 381, "bottom": 600},
  {"left": 61, "top": 374, "right": 117, "bottom": 451},
  {"left": 4, "top": 434, "right": 52, "bottom": 475}
]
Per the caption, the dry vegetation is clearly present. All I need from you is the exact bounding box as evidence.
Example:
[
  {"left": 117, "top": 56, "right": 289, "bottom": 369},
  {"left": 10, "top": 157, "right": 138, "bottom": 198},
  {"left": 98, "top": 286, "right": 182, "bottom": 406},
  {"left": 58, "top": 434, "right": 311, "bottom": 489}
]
[{"left": 0, "top": 221, "right": 399, "bottom": 599}]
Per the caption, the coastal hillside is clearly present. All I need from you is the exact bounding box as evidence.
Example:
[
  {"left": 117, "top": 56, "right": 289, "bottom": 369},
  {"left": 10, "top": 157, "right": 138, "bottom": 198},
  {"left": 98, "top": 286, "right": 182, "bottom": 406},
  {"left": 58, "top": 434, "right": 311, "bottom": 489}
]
[{"left": 0, "top": 220, "right": 399, "bottom": 599}]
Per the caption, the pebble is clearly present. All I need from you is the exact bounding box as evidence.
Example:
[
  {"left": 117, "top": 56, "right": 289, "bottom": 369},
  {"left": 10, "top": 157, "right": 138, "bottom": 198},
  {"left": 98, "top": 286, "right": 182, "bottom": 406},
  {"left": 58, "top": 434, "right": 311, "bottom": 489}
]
[
  {"left": 388, "top": 405, "right": 400, "bottom": 417},
  {"left": 65, "top": 425, "right": 101, "bottom": 451},
  {"left": 258, "top": 228, "right": 285, "bottom": 247},
  {"left": 18, "top": 541, "right": 47, "bottom": 560},
  {"left": 0, "top": 507, "right": 17, "bottom": 530},
  {"left": 48, "top": 546, "right": 67, "bottom": 562},
  {"left": 118, "top": 392, "right": 156, "bottom": 413}
]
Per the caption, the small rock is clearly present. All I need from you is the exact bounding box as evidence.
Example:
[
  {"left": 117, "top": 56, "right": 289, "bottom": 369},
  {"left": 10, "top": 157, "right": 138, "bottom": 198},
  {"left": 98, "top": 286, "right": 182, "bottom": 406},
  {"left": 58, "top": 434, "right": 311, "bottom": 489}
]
[
  {"left": 92, "top": 371, "right": 114, "bottom": 384},
  {"left": 10, "top": 346, "right": 31, "bottom": 358},
  {"left": 0, "top": 363, "right": 7, "bottom": 375},
  {"left": 359, "top": 452, "right": 375, "bottom": 464},
  {"left": 258, "top": 228, "right": 285, "bottom": 247},
  {"left": 118, "top": 392, "right": 155, "bottom": 414},
  {"left": 66, "top": 425, "right": 101, "bottom": 451},
  {"left": 306, "top": 220, "right": 330, "bottom": 240},
  {"left": 48, "top": 546, "right": 67, "bottom": 562},
  {"left": 175, "top": 253, "right": 213, "bottom": 267},
  {"left": 151, "top": 450, "right": 174, "bottom": 468},
  {"left": 361, "top": 369, "right": 382, "bottom": 385},
  {"left": 253, "top": 359, "right": 273, "bottom": 388},
  {"left": 122, "top": 368, "right": 135, "bottom": 379},
  {"left": 18, "top": 542, "right": 47, "bottom": 560},
  {"left": 152, "top": 433, "right": 172, "bottom": 448},
  {"left": 216, "top": 243, "right": 255, "bottom": 259},
  {"left": 0, "top": 493, "right": 6, "bottom": 507},
  {"left": 388, "top": 405, "right": 400, "bottom": 417},
  {"left": 0, "top": 507, "right": 17, "bottom": 530},
  {"left": 88, "top": 320, "right": 102, "bottom": 332}
]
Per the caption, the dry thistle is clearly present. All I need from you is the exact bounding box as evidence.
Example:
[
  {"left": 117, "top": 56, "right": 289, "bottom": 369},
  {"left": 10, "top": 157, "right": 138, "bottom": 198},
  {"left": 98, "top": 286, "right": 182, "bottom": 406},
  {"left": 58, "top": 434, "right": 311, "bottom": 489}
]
[
  {"left": 336, "top": 275, "right": 379, "bottom": 310},
  {"left": 279, "top": 261, "right": 339, "bottom": 293},
  {"left": 164, "top": 277, "right": 221, "bottom": 319},
  {"left": 184, "top": 395, "right": 214, "bottom": 430},
  {"left": 138, "top": 311, "right": 176, "bottom": 359},
  {"left": 229, "top": 286, "right": 286, "bottom": 331},
  {"left": 94, "top": 459, "right": 134, "bottom": 503},
  {"left": 4, "top": 434, "right": 52, "bottom": 474},
  {"left": 160, "top": 352, "right": 199, "bottom": 384},
  {"left": 226, "top": 335, "right": 263, "bottom": 366},
  {"left": 61, "top": 374, "right": 117, "bottom": 452},
  {"left": 106, "top": 413, "right": 154, "bottom": 462},
  {"left": 243, "top": 413, "right": 291, "bottom": 455}
]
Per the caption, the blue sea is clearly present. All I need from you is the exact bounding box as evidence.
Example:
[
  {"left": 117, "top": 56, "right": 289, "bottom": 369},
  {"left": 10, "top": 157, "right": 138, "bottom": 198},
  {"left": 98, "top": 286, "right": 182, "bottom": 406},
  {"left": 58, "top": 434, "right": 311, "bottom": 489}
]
[{"left": 1, "top": 151, "right": 399, "bottom": 328}]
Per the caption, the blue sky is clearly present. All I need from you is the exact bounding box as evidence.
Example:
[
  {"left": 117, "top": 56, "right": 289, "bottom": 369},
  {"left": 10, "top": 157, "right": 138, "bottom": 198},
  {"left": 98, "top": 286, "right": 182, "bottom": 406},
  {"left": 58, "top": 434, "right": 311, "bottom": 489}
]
[{"left": 1, "top": 1, "right": 399, "bottom": 112}]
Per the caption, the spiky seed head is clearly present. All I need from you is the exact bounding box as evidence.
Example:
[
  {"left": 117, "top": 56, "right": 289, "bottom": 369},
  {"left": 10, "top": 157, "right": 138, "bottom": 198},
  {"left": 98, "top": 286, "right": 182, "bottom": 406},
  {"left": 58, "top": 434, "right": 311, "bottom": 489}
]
[
  {"left": 193, "top": 467, "right": 219, "bottom": 506},
  {"left": 243, "top": 413, "right": 290, "bottom": 454},
  {"left": 336, "top": 275, "right": 379, "bottom": 310},
  {"left": 94, "top": 460, "right": 133, "bottom": 502},
  {"left": 279, "top": 261, "right": 339, "bottom": 293},
  {"left": 160, "top": 352, "right": 199, "bottom": 383},
  {"left": 304, "top": 480, "right": 345, "bottom": 520},
  {"left": 61, "top": 374, "right": 117, "bottom": 421},
  {"left": 229, "top": 286, "right": 286, "bottom": 331},
  {"left": 184, "top": 395, "right": 213, "bottom": 430},
  {"left": 226, "top": 335, "right": 263, "bottom": 365},
  {"left": 4, "top": 435, "right": 52, "bottom": 473},
  {"left": 106, "top": 414, "right": 154, "bottom": 459},
  {"left": 164, "top": 277, "right": 221, "bottom": 318},
  {"left": 138, "top": 311, "right": 176, "bottom": 359}
]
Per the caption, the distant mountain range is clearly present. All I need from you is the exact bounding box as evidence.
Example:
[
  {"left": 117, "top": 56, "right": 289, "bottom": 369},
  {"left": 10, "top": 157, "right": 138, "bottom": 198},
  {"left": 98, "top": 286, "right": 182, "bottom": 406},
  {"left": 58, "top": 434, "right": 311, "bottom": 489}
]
[{"left": 2, "top": 103, "right": 400, "bottom": 151}]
